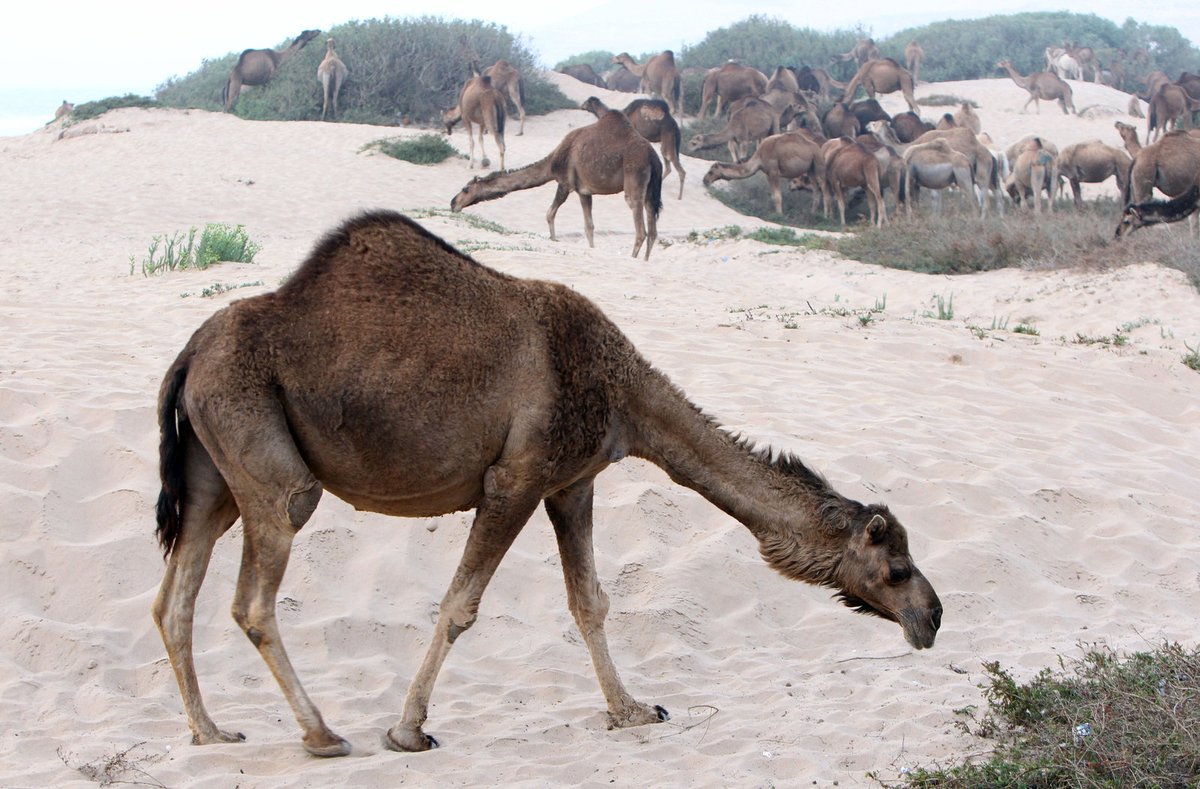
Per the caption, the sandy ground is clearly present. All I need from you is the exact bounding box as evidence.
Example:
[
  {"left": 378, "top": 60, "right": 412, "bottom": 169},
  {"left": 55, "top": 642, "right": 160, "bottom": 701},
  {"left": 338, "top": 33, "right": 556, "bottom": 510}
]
[{"left": 1, "top": 71, "right": 1198, "bottom": 787}]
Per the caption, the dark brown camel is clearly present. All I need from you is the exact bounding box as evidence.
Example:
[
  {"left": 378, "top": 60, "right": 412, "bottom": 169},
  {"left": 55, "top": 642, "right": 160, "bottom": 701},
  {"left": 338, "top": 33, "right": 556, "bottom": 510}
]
[
  {"left": 222, "top": 29, "right": 320, "bottom": 112},
  {"left": 559, "top": 64, "right": 606, "bottom": 88},
  {"left": 152, "top": 211, "right": 942, "bottom": 756},
  {"left": 581, "top": 96, "right": 686, "bottom": 199},
  {"left": 451, "top": 110, "right": 663, "bottom": 259},
  {"left": 1115, "top": 184, "right": 1200, "bottom": 236}
]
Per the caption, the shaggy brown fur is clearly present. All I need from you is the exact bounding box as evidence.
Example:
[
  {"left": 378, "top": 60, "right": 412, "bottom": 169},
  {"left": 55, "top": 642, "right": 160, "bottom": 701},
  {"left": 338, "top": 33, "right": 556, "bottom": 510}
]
[
  {"left": 152, "top": 211, "right": 942, "bottom": 757},
  {"left": 581, "top": 96, "right": 686, "bottom": 199}
]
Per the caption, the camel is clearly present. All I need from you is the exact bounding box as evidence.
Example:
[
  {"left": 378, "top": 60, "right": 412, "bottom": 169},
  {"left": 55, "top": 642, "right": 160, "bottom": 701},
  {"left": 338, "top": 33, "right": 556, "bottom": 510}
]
[
  {"left": 900, "top": 138, "right": 978, "bottom": 217},
  {"left": 1064, "top": 42, "right": 1101, "bottom": 83},
  {"left": 484, "top": 60, "right": 526, "bottom": 136},
  {"left": 702, "top": 130, "right": 826, "bottom": 215},
  {"left": 842, "top": 59, "right": 919, "bottom": 114},
  {"left": 766, "top": 66, "right": 800, "bottom": 94},
  {"left": 867, "top": 121, "right": 999, "bottom": 216},
  {"left": 54, "top": 100, "right": 73, "bottom": 121},
  {"left": 856, "top": 134, "right": 904, "bottom": 215},
  {"left": 1055, "top": 140, "right": 1131, "bottom": 208},
  {"left": 443, "top": 71, "right": 506, "bottom": 171},
  {"left": 559, "top": 64, "right": 606, "bottom": 88},
  {"left": 1115, "top": 184, "right": 1200, "bottom": 237},
  {"left": 890, "top": 111, "right": 935, "bottom": 143},
  {"left": 687, "top": 97, "right": 779, "bottom": 162},
  {"left": 1115, "top": 124, "right": 1200, "bottom": 233},
  {"left": 905, "top": 41, "right": 925, "bottom": 83},
  {"left": 222, "top": 29, "right": 320, "bottom": 112},
  {"left": 612, "top": 51, "right": 682, "bottom": 116},
  {"left": 581, "top": 96, "right": 686, "bottom": 199},
  {"left": 698, "top": 61, "right": 768, "bottom": 119},
  {"left": 152, "top": 210, "right": 941, "bottom": 757},
  {"left": 832, "top": 38, "right": 880, "bottom": 69},
  {"left": 819, "top": 138, "right": 887, "bottom": 227},
  {"left": 316, "top": 38, "right": 348, "bottom": 121},
  {"left": 795, "top": 66, "right": 846, "bottom": 100},
  {"left": 1140, "top": 70, "right": 1172, "bottom": 102},
  {"left": 1045, "top": 47, "right": 1081, "bottom": 81},
  {"left": 996, "top": 59, "right": 1075, "bottom": 115},
  {"left": 606, "top": 67, "right": 641, "bottom": 93},
  {"left": 1006, "top": 137, "right": 1057, "bottom": 212},
  {"left": 821, "top": 102, "right": 860, "bottom": 140},
  {"left": 451, "top": 110, "right": 662, "bottom": 259},
  {"left": 1128, "top": 95, "right": 1145, "bottom": 119},
  {"left": 1147, "top": 84, "right": 1200, "bottom": 142},
  {"left": 953, "top": 102, "right": 981, "bottom": 134}
]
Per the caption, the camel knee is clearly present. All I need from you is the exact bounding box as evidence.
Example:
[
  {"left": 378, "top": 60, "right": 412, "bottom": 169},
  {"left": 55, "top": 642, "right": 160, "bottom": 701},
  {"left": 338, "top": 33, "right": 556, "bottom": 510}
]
[
  {"left": 286, "top": 480, "right": 322, "bottom": 529},
  {"left": 439, "top": 599, "right": 479, "bottom": 643}
]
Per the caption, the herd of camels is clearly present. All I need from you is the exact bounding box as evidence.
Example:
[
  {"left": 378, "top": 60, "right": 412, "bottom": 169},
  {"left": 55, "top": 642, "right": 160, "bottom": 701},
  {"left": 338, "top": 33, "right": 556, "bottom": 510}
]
[{"left": 150, "top": 29, "right": 1198, "bottom": 759}]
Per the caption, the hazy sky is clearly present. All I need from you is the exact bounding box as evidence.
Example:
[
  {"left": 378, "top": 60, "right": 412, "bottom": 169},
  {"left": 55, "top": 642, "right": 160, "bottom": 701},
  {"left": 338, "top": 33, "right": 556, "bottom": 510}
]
[{"left": 3, "top": 0, "right": 1198, "bottom": 135}]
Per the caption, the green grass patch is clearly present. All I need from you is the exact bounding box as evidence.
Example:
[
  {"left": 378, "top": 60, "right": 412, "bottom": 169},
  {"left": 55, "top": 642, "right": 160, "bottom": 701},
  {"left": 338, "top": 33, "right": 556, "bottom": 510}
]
[
  {"left": 917, "top": 94, "right": 979, "bottom": 108},
  {"left": 132, "top": 224, "right": 261, "bottom": 276},
  {"left": 876, "top": 643, "right": 1200, "bottom": 788},
  {"left": 1183, "top": 342, "right": 1200, "bottom": 371},
  {"left": 1013, "top": 322, "right": 1040, "bottom": 336},
  {"left": 363, "top": 134, "right": 460, "bottom": 165},
  {"left": 69, "top": 94, "right": 159, "bottom": 123}
]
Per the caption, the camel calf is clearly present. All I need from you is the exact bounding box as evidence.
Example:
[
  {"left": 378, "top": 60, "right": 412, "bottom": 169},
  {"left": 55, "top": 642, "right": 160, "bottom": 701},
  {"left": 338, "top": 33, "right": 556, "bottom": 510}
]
[{"left": 443, "top": 72, "right": 507, "bottom": 171}]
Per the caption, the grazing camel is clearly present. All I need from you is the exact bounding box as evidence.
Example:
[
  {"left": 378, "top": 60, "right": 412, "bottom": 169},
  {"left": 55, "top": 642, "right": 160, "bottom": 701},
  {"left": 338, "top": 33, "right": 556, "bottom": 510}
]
[
  {"left": 832, "top": 38, "right": 880, "bottom": 69},
  {"left": 222, "top": 29, "right": 321, "bottom": 112},
  {"left": 842, "top": 59, "right": 920, "bottom": 114},
  {"left": 484, "top": 60, "right": 526, "bottom": 136},
  {"left": 868, "top": 121, "right": 998, "bottom": 216},
  {"left": 581, "top": 96, "right": 686, "bottom": 199},
  {"left": 451, "top": 110, "right": 662, "bottom": 259},
  {"left": 612, "top": 51, "right": 682, "bottom": 116},
  {"left": 996, "top": 59, "right": 1075, "bottom": 114},
  {"left": 900, "top": 138, "right": 978, "bottom": 217},
  {"left": 316, "top": 38, "right": 348, "bottom": 121},
  {"left": 443, "top": 71, "right": 506, "bottom": 171},
  {"left": 1115, "top": 125, "right": 1200, "bottom": 236},
  {"left": 606, "top": 66, "right": 642, "bottom": 93},
  {"left": 152, "top": 210, "right": 941, "bottom": 757},
  {"left": 702, "top": 130, "right": 826, "bottom": 214},
  {"left": 698, "top": 61, "right": 768, "bottom": 119},
  {"left": 1055, "top": 140, "right": 1131, "bottom": 208},
  {"left": 1006, "top": 137, "right": 1057, "bottom": 212},
  {"left": 54, "top": 100, "right": 73, "bottom": 120},
  {"left": 1115, "top": 184, "right": 1200, "bottom": 237},
  {"left": 821, "top": 138, "right": 887, "bottom": 227},
  {"left": 905, "top": 41, "right": 925, "bottom": 83},
  {"left": 687, "top": 97, "right": 780, "bottom": 162},
  {"left": 559, "top": 64, "right": 606, "bottom": 88},
  {"left": 1147, "top": 84, "right": 1200, "bottom": 142}
]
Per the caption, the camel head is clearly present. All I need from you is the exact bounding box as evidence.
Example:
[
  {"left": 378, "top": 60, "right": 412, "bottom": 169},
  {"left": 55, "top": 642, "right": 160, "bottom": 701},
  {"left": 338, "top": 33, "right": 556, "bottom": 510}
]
[
  {"left": 580, "top": 97, "right": 606, "bottom": 117},
  {"left": 995, "top": 59, "right": 1011, "bottom": 71},
  {"left": 295, "top": 29, "right": 322, "bottom": 48},
  {"left": 830, "top": 510, "right": 942, "bottom": 650},
  {"left": 1115, "top": 185, "right": 1200, "bottom": 238}
]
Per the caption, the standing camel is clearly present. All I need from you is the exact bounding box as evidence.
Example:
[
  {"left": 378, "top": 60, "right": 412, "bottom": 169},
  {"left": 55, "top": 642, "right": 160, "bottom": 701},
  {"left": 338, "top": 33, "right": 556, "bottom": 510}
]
[
  {"left": 1055, "top": 140, "right": 1131, "bottom": 208},
  {"left": 1115, "top": 122, "right": 1200, "bottom": 236},
  {"left": 1006, "top": 137, "right": 1057, "bottom": 212},
  {"left": 996, "top": 59, "right": 1075, "bottom": 114},
  {"left": 821, "top": 137, "right": 887, "bottom": 227},
  {"left": 867, "top": 121, "right": 1000, "bottom": 216},
  {"left": 484, "top": 60, "right": 526, "bottom": 136},
  {"left": 451, "top": 110, "right": 662, "bottom": 259},
  {"left": 581, "top": 96, "right": 686, "bottom": 199},
  {"left": 1147, "top": 84, "right": 1200, "bottom": 142},
  {"left": 905, "top": 41, "right": 925, "bottom": 83},
  {"left": 1064, "top": 42, "right": 1101, "bottom": 83},
  {"left": 702, "top": 130, "right": 827, "bottom": 215},
  {"left": 899, "top": 138, "right": 978, "bottom": 217},
  {"left": 222, "top": 29, "right": 321, "bottom": 112},
  {"left": 612, "top": 51, "right": 682, "bottom": 117},
  {"left": 842, "top": 59, "right": 920, "bottom": 114},
  {"left": 316, "top": 38, "right": 348, "bottom": 121},
  {"left": 54, "top": 100, "right": 73, "bottom": 120},
  {"left": 832, "top": 38, "right": 880, "bottom": 70},
  {"left": 443, "top": 70, "right": 507, "bottom": 171},
  {"left": 152, "top": 210, "right": 941, "bottom": 757},
  {"left": 698, "top": 62, "right": 769, "bottom": 118}
]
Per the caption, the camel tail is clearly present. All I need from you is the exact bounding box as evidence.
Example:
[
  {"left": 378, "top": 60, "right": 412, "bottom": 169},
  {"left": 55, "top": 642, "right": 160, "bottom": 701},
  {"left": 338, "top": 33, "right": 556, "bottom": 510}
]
[
  {"left": 155, "top": 362, "right": 189, "bottom": 559},
  {"left": 648, "top": 156, "right": 664, "bottom": 219}
]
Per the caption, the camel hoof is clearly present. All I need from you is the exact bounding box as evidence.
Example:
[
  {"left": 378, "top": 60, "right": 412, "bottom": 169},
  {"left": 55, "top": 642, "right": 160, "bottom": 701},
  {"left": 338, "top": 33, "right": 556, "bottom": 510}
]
[
  {"left": 607, "top": 702, "right": 670, "bottom": 729},
  {"left": 654, "top": 705, "right": 670, "bottom": 722},
  {"left": 303, "top": 732, "right": 352, "bottom": 758},
  {"left": 192, "top": 729, "right": 246, "bottom": 745},
  {"left": 383, "top": 727, "right": 439, "bottom": 752}
]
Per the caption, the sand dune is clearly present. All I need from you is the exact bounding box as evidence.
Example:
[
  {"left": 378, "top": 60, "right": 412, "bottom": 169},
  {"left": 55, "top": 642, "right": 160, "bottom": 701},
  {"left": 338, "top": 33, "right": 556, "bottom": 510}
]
[{"left": 1, "top": 71, "right": 1198, "bottom": 787}]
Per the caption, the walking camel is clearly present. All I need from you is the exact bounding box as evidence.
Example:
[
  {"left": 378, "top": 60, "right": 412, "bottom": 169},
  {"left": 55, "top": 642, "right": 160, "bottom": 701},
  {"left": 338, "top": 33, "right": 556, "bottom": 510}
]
[
  {"left": 451, "top": 109, "right": 662, "bottom": 259},
  {"left": 611, "top": 51, "right": 682, "bottom": 116},
  {"left": 996, "top": 59, "right": 1075, "bottom": 114},
  {"left": 316, "top": 38, "right": 348, "bottom": 121},
  {"left": 905, "top": 41, "right": 925, "bottom": 83},
  {"left": 152, "top": 210, "right": 941, "bottom": 757},
  {"left": 842, "top": 59, "right": 920, "bottom": 114},
  {"left": 443, "top": 70, "right": 507, "bottom": 171},
  {"left": 222, "top": 29, "right": 321, "bottom": 112},
  {"left": 484, "top": 60, "right": 526, "bottom": 136},
  {"left": 581, "top": 96, "right": 686, "bottom": 199},
  {"left": 698, "top": 61, "right": 768, "bottom": 118},
  {"left": 702, "top": 130, "right": 827, "bottom": 214}
]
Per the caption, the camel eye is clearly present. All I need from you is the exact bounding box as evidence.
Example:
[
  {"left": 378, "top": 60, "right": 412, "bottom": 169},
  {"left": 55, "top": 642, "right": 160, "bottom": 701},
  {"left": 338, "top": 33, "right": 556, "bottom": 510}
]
[{"left": 888, "top": 565, "right": 911, "bottom": 585}]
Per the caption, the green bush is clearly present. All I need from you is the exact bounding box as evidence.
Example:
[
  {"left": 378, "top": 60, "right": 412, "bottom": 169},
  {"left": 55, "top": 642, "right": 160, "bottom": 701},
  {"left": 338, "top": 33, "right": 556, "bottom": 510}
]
[
  {"left": 70, "top": 94, "right": 159, "bottom": 123},
  {"left": 362, "top": 133, "right": 460, "bottom": 164},
  {"left": 132, "top": 224, "right": 261, "bottom": 277}
]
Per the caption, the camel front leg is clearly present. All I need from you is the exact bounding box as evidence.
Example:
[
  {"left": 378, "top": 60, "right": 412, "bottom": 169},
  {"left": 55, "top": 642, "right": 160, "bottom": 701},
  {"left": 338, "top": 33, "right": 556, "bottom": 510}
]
[
  {"left": 546, "top": 183, "right": 571, "bottom": 241},
  {"left": 579, "top": 193, "right": 596, "bottom": 247},
  {"left": 386, "top": 463, "right": 542, "bottom": 752},
  {"left": 544, "top": 480, "right": 669, "bottom": 729},
  {"left": 476, "top": 125, "right": 491, "bottom": 169}
]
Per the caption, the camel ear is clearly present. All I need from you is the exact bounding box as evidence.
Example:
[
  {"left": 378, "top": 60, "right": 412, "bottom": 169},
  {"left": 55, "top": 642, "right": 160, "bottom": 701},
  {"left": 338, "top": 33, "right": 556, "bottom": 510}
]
[{"left": 867, "top": 514, "right": 888, "bottom": 543}]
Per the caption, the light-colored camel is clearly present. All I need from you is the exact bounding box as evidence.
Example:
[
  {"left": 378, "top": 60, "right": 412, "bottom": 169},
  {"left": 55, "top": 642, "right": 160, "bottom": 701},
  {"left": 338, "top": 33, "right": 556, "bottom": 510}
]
[
  {"left": 222, "top": 29, "right": 321, "bottom": 112},
  {"left": 821, "top": 137, "right": 887, "bottom": 227},
  {"left": 1064, "top": 42, "right": 1101, "bottom": 83},
  {"left": 1045, "top": 47, "right": 1081, "bottom": 81},
  {"left": 451, "top": 109, "right": 662, "bottom": 259},
  {"left": 1006, "top": 136, "right": 1057, "bottom": 212},
  {"left": 832, "top": 38, "right": 880, "bottom": 68},
  {"left": 54, "top": 100, "right": 73, "bottom": 120},
  {"left": 996, "top": 59, "right": 1075, "bottom": 115},
  {"left": 842, "top": 59, "right": 920, "bottom": 114},
  {"left": 152, "top": 210, "right": 941, "bottom": 757},
  {"left": 1147, "top": 84, "right": 1200, "bottom": 142},
  {"left": 687, "top": 97, "right": 779, "bottom": 162},
  {"left": 443, "top": 71, "right": 507, "bottom": 171},
  {"left": 868, "top": 121, "right": 999, "bottom": 215},
  {"left": 1128, "top": 95, "right": 1145, "bottom": 119},
  {"left": 766, "top": 66, "right": 800, "bottom": 94},
  {"left": 900, "top": 138, "right": 978, "bottom": 217},
  {"left": 698, "top": 61, "right": 768, "bottom": 118},
  {"left": 581, "top": 96, "right": 686, "bottom": 199},
  {"left": 1115, "top": 184, "right": 1200, "bottom": 237},
  {"left": 953, "top": 102, "right": 981, "bottom": 134},
  {"left": 612, "top": 51, "right": 682, "bottom": 116},
  {"left": 905, "top": 41, "right": 925, "bottom": 83},
  {"left": 484, "top": 60, "right": 526, "bottom": 136},
  {"left": 702, "top": 130, "right": 826, "bottom": 214},
  {"left": 316, "top": 38, "right": 348, "bottom": 121},
  {"left": 1055, "top": 140, "right": 1131, "bottom": 208}
]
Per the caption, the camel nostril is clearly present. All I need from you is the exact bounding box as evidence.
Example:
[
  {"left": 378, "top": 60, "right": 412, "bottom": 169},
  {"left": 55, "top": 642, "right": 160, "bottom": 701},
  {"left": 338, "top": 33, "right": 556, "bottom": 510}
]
[{"left": 932, "top": 606, "right": 943, "bottom": 631}]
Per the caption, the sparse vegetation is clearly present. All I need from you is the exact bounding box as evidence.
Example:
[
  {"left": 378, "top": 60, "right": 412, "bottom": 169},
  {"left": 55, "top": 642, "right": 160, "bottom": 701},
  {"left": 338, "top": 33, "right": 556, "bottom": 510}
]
[
  {"left": 918, "top": 95, "right": 979, "bottom": 108},
  {"left": 1183, "top": 342, "right": 1200, "bottom": 371},
  {"left": 1013, "top": 322, "right": 1040, "bottom": 336},
  {"left": 59, "top": 742, "right": 166, "bottom": 788},
  {"left": 132, "top": 224, "right": 261, "bottom": 276},
  {"left": 362, "top": 134, "right": 461, "bottom": 165},
  {"left": 68, "top": 94, "right": 159, "bottom": 123},
  {"left": 874, "top": 643, "right": 1200, "bottom": 788}
]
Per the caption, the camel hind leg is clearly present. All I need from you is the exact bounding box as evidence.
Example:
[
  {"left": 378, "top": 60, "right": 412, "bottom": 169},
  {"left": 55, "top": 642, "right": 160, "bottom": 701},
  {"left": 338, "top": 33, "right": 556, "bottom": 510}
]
[
  {"left": 545, "top": 479, "right": 668, "bottom": 728},
  {"left": 579, "top": 193, "right": 597, "bottom": 248}
]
